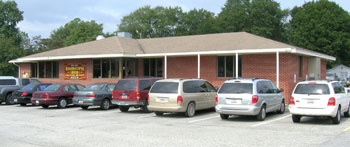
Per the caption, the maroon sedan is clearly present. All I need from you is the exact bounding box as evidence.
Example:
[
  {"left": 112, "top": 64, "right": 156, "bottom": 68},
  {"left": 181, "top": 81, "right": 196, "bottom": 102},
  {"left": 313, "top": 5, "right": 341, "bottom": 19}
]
[{"left": 32, "top": 84, "right": 85, "bottom": 108}]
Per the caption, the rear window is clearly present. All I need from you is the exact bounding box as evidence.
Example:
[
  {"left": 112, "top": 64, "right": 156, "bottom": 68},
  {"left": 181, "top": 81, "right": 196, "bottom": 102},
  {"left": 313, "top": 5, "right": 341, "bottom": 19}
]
[
  {"left": 294, "top": 84, "right": 330, "bottom": 95},
  {"left": 218, "top": 83, "right": 253, "bottom": 94},
  {"left": 115, "top": 80, "right": 137, "bottom": 91},
  {"left": 0, "top": 79, "right": 16, "bottom": 85},
  {"left": 150, "top": 82, "right": 179, "bottom": 94},
  {"left": 22, "top": 84, "right": 36, "bottom": 91},
  {"left": 44, "top": 85, "right": 61, "bottom": 91},
  {"left": 84, "top": 84, "right": 104, "bottom": 91}
]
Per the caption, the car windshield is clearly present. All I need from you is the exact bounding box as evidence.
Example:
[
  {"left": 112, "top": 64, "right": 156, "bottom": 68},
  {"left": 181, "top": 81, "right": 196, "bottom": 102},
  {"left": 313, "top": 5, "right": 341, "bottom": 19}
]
[
  {"left": 0, "top": 79, "right": 16, "bottom": 85},
  {"left": 84, "top": 84, "right": 104, "bottom": 91},
  {"left": 44, "top": 84, "right": 61, "bottom": 91},
  {"left": 294, "top": 84, "right": 330, "bottom": 95},
  {"left": 218, "top": 83, "right": 253, "bottom": 94},
  {"left": 115, "top": 80, "right": 137, "bottom": 91},
  {"left": 150, "top": 82, "right": 179, "bottom": 94},
  {"left": 21, "top": 84, "right": 37, "bottom": 91}
]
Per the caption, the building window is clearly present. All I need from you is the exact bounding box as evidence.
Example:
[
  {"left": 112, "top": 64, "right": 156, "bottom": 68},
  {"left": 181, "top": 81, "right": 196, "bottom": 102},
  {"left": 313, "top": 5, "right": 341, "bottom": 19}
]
[
  {"left": 143, "top": 58, "right": 162, "bottom": 77},
  {"left": 93, "top": 58, "right": 119, "bottom": 78},
  {"left": 38, "top": 61, "right": 59, "bottom": 78},
  {"left": 31, "top": 63, "right": 38, "bottom": 78},
  {"left": 299, "top": 56, "right": 303, "bottom": 78},
  {"left": 217, "top": 56, "right": 242, "bottom": 78}
]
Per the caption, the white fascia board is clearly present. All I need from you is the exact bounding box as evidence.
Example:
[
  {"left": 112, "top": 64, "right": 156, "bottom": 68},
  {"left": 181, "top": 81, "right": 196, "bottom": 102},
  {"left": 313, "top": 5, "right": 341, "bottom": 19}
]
[{"left": 291, "top": 48, "right": 336, "bottom": 61}]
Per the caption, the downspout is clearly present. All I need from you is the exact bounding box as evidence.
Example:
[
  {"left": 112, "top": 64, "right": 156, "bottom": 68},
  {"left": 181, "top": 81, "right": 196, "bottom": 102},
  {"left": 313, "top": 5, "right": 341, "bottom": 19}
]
[{"left": 12, "top": 62, "right": 20, "bottom": 78}]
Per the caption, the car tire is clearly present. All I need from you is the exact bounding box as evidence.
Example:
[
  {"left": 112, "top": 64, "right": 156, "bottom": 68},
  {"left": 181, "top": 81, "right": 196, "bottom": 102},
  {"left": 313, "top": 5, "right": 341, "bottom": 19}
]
[
  {"left": 332, "top": 108, "right": 341, "bottom": 124},
  {"left": 292, "top": 115, "right": 301, "bottom": 123},
  {"left": 344, "top": 105, "right": 350, "bottom": 117},
  {"left": 119, "top": 106, "right": 129, "bottom": 112},
  {"left": 20, "top": 103, "right": 26, "bottom": 106},
  {"left": 5, "top": 94, "right": 14, "bottom": 105},
  {"left": 185, "top": 102, "right": 196, "bottom": 117},
  {"left": 277, "top": 100, "right": 285, "bottom": 114},
  {"left": 141, "top": 101, "right": 150, "bottom": 113},
  {"left": 220, "top": 114, "right": 229, "bottom": 120},
  {"left": 81, "top": 106, "right": 89, "bottom": 110},
  {"left": 42, "top": 105, "right": 49, "bottom": 108},
  {"left": 100, "top": 99, "right": 111, "bottom": 110},
  {"left": 256, "top": 106, "right": 266, "bottom": 121},
  {"left": 155, "top": 112, "right": 163, "bottom": 116},
  {"left": 57, "top": 98, "right": 67, "bottom": 109}
]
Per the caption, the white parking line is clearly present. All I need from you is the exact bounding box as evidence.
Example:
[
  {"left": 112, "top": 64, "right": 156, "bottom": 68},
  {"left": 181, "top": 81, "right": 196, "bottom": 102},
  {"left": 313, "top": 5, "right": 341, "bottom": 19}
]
[
  {"left": 137, "top": 114, "right": 155, "bottom": 119},
  {"left": 251, "top": 114, "right": 291, "bottom": 127},
  {"left": 188, "top": 116, "right": 220, "bottom": 123}
]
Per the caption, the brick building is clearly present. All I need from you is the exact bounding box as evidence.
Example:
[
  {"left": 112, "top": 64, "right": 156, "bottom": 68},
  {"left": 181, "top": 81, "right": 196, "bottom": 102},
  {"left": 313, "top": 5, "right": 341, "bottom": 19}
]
[{"left": 9, "top": 32, "right": 335, "bottom": 102}]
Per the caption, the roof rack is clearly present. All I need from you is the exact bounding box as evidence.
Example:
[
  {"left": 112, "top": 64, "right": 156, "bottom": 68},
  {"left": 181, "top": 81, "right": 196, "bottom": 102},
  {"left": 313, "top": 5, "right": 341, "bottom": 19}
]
[{"left": 230, "top": 77, "right": 261, "bottom": 81}]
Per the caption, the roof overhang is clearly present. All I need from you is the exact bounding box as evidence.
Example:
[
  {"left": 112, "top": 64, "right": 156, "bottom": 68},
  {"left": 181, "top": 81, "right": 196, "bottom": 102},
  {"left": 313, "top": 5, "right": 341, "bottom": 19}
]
[{"left": 9, "top": 48, "right": 336, "bottom": 63}]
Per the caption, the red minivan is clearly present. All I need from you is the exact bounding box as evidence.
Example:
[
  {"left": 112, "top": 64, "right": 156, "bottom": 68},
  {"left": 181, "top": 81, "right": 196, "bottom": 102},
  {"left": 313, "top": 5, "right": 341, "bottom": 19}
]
[{"left": 112, "top": 78, "right": 160, "bottom": 112}]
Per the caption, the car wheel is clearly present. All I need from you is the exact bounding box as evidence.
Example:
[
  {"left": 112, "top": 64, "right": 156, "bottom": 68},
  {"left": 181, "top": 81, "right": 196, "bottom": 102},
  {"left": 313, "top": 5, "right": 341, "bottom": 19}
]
[
  {"left": 344, "top": 105, "right": 350, "bottom": 117},
  {"left": 292, "top": 115, "right": 301, "bottom": 123},
  {"left": 220, "top": 114, "right": 229, "bottom": 120},
  {"left": 20, "top": 103, "right": 26, "bottom": 106},
  {"left": 185, "top": 102, "right": 196, "bottom": 117},
  {"left": 119, "top": 106, "right": 129, "bottom": 112},
  {"left": 277, "top": 100, "right": 285, "bottom": 114},
  {"left": 141, "top": 100, "right": 150, "bottom": 113},
  {"left": 57, "top": 98, "right": 67, "bottom": 108},
  {"left": 100, "top": 99, "right": 111, "bottom": 110},
  {"left": 332, "top": 108, "right": 341, "bottom": 124},
  {"left": 5, "top": 94, "right": 14, "bottom": 105},
  {"left": 42, "top": 105, "right": 49, "bottom": 108},
  {"left": 256, "top": 106, "right": 266, "bottom": 121},
  {"left": 155, "top": 112, "right": 163, "bottom": 116},
  {"left": 81, "top": 106, "right": 89, "bottom": 110}
]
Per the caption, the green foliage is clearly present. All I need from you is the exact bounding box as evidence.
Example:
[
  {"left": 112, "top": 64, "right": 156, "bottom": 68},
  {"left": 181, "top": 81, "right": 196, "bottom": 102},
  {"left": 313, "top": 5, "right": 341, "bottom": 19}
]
[
  {"left": 217, "top": 0, "right": 288, "bottom": 41},
  {"left": 0, "top": 37, "right": 25, "bottom": 76},
  {"left": 176, "top": 9, "right": 218, "bottom": 35},
  {"left": 44, "top": 18, "right": 104, "bottom": 49},
  {"left": 289, "top": 0, "right": 350, "bottom": 66}
]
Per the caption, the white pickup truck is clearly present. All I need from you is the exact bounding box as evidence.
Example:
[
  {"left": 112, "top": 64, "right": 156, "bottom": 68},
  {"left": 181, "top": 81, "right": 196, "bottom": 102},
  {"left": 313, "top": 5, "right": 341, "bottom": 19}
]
[{"left": 289, "top": 81, "right": 350, "bottom": 124}]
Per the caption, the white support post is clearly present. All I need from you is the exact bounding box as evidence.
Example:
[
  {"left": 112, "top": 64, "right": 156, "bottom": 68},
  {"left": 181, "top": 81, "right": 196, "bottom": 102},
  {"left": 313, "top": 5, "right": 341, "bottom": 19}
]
[
  {"left": 236, "top": 52, "right": 239, "bottom": 78},
  {"left": 164, "top": 55, "right": 167, "bottom": 79},
  {"left": 276, "top": 51, "right": 280, "bottom": 88},
  {"left": 198, "top": 54, "right": 200, "bottom": 79}
]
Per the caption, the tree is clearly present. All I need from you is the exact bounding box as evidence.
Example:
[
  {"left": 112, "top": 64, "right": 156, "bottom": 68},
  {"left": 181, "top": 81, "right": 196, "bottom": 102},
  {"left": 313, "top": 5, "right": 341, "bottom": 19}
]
[
  {"left": 0, "top": 37, "right": 25, "bottom": 76},
  {"left": 217, "top": 0, "right": 288, "bottom": 41},
  {"left": 45, "top": 18, "right": 104, "bottom": 49},
  {"left": 289, "top": 0, "right": 350, "bottom": 66}
]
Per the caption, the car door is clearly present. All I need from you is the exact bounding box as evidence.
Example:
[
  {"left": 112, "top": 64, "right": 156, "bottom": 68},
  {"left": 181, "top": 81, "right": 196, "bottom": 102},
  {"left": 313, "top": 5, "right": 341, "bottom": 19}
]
[
  {"left": 257, "top": 81, "right": 274, "bottom": 112},
  {"left": 105, "top": 84, "right": 116, "bottom": 100},
  {"left": 64, "top": 85, "right": 78, "bottom": 103},
  {"left": 269, "top": 81, "right": 282, "bottom": 111},
  {"left": 139, "top": 80, "right": 151, "bottom": 102},
  {"left": 332, "top": 83, "right": 347, "bottom": 112},
  {"left": 204, "top": 81, "right": 217, "bottom": 108},
  {"left": 183, "top": 81, "right": 206, "bottom": 110}
]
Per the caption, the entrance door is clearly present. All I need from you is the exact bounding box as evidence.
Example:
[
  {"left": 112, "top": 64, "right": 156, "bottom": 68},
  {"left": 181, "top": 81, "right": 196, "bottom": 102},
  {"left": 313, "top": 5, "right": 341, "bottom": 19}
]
[{"left": 123, "top": 58, "right": 138, "bottom": 78}]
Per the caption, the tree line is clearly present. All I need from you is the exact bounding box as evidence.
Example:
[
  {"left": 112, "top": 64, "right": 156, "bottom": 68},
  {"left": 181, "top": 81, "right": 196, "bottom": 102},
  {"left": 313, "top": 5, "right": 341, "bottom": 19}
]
[{"left": 1, "top": 0, "right": 350, "bottom": 76}]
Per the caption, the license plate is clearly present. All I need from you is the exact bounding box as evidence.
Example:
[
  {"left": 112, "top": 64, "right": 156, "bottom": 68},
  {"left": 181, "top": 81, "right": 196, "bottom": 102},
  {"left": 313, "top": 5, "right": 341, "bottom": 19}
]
[
  {"left": 156, "top": 98, "right": 168, "bottom": 103},
  {"left": 79, "top": 101, "right": 84, "bottom": 104},
  {"left": 14, "top": 99, "right": 17, "bottom": 102},
  {"left": 35, "top": 100, "right": 39, "bottom": 104},
  {"left": 226, "top": 99, "right": 241, "bottom": 104},
  {"left": 307, "top": 100, "right": 314, "bottom": 104},
  {"left": 122, "top": 95, "right": 127, "bottom": 99}
]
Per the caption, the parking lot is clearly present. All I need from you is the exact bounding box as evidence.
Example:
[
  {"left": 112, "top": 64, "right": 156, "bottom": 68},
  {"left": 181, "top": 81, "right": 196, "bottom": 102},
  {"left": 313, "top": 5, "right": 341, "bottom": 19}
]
[{"left": 1, "top": 105, "right": 350, "bottom": 147}]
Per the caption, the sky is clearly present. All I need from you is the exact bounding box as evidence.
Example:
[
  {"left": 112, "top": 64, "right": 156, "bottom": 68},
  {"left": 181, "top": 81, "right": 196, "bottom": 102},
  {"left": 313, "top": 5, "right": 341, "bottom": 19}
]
[{"left": 13, "top": 0, "right": 350, "bottom": 38}]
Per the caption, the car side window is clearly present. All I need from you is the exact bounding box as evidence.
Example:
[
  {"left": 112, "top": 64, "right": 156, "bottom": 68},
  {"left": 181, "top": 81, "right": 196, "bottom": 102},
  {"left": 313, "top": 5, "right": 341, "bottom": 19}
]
[
  {"left": 22, "top": 79, "right": 30, "bottom": 86},
  {"left": 106, "top": 84, "right": 116, "bottom": 92},
  {"left": 76, "top": 85, "right": 85, "bottom": 91},
  {"left": 139, "top": 80, "right": 151, "bottom": 91},
  {"left": 64, "top": 85, "right": 77, "bottom": 92},
  {"left": 31, "top": 79, "right": 41, "bottom": 84},
  {"left": 332, "top": 83, "right": 345, "bottom": 94},
  {"left": 204, "top": 82, "right": 217, "bottom": 92},
  {"left": 38, "top": 85, "right": 49, "bottom": 91},
  {"left": 267, "top": 82, "right": 278, "bottom": 93},
  {"left": 183, "top": 81, "right": 206, "bottom": 93},
  {"left": 257, "top": 81, "right": 267, "bottom": 94}
]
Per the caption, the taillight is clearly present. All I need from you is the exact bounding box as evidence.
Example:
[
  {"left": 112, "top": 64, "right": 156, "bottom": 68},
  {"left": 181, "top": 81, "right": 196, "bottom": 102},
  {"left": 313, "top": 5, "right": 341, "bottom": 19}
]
[
  {"left": 112, "top": 91, "right": 117, "bottom": 99},
  {"left": 86, "top": 93, "right": 96, "bottom": 97},
  {"left": 21, "top": 92, "right": 28, "bottom": 96},
  {"left": 136, "top": 92, "right": 140, "bottom": 99},
  {"left": 177, "top": 96, "right": 183, "bottom": 104},
  {"left": 215, "top": 95, "right": 218, "bottom": 103},
  {"left": 289, "top": 97, "right": 295, "bottom": 105},
  {"left": 32, "top": 93, "right": 34, "bottom": 97},
  {"left": 252, "top": 95, "right": 258, "bottom": 104},
  {"left": 73, "top": 93, "right": 78, "bottom": 97},
  {"left": 328, "top": 97, "right": 336, "bottom": 106},
  {"left": 43, "top": 93, "right": 50, "bottom": 98},
  {"left": 148, "top": 95, "right": 150, "bottom": 102}
]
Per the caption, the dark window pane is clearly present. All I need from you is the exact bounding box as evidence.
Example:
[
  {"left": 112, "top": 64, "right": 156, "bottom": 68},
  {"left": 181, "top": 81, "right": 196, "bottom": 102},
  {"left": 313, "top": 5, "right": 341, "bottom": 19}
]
[
  {"left": 115, "top": 80, "right": 137, "bottom": 91},
  {"left": 111, "top": 59, "right": 119, "bottom": 78},
  {"left": 31, "top": 63, "right": 37, "bottom": 78},
  {"left": 156, "top": 58, "right": 163, "bottom": 77},
  {"left": 102, "top": 59, "right": 110, "bottom": 78},
  {"left": 39, "top": 62, "right": 45, "bottom": 78},
  {"left": 93, "top": 59, "right": 101, "bottom": 78},
  {"left": 150, "top": 59, "right": 156, "bottom": 77},
  {"left": 218, "top": 56, "right": 225, "bottom": 77},
  {"left": 238, "top": 56, "right": 242, "bottom": 77},
  {"left": 299, "top": 56, "right": 303, "bottom": 78},
  {"left": 45, "top": 62, "right": 52, "bottom": 78},
  {"left": 53, "top": 62, "right": 59, "bottom": 78},
  {"left": 295, "top": 84, "right": 330, "bottom": 95},
  {"left": 139, "top": 80, "right": 151, "bottom": 91},
  {"left": 143, "top": 59, "right": 150, "bottom": 76},
  {"left": 150, "top": 82, "right": 179, "bottom": 94},
  {"left": 219, "top": 83, "right": 253, "bottom": 94},
  {"left": 226, "top": 56, "right": 233, "bottom": 77}
]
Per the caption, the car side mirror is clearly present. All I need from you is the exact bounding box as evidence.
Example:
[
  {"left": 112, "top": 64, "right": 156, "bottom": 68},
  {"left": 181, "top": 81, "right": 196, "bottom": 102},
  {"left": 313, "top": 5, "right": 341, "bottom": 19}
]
[{"left": 279, "top": 88, "right": 284, "bottom": 93}]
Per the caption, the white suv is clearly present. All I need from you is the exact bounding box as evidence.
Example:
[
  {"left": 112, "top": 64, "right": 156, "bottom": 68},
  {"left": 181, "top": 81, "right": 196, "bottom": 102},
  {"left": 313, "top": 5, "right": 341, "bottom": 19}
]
[{"left": 289, "top": 81, "right": 350, "bottom": 124}]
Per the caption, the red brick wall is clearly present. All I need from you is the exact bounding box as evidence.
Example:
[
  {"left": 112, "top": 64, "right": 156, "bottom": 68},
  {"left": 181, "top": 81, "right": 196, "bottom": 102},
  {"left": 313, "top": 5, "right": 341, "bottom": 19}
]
[{"left": 167, "top": 56, "right": 198, "bottom": 78}]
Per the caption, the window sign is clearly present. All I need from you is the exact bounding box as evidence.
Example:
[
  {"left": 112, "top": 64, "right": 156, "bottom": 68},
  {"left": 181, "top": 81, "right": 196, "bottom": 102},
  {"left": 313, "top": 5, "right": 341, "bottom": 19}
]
[{"left": 64, "top": 64, "right": 87, "bottom": 80}]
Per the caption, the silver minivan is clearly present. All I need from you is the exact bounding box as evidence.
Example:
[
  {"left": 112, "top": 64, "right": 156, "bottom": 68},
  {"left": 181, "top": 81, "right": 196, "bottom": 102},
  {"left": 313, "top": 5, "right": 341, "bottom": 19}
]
[
  {"left": 216, "top": 78, "right": 285, "bottom": 121},
  {"left": 148, "top": 79, "right": 217, "bottom": 117}
]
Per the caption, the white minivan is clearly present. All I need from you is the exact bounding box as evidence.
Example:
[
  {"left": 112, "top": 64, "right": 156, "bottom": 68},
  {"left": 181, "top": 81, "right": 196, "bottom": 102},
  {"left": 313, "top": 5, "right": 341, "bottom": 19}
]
[{"left": 289, "top": 81, "right": 350, "bottom": 124}]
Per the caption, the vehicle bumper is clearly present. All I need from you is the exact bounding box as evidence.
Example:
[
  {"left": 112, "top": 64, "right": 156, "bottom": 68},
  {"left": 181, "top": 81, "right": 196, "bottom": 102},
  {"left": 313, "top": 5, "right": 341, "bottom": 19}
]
[
  {"left": 289, "top": 105, "right": 338, "bottom": 117},
  {"left": 31, "top": 98, "right": 57, "bottom": 105},
  {"left": 112, "top": 100, "right": 145, "bottom": 106},
  {"left": 73, "top": 97, "right": 100, "bottom": 106},
  {"left": 13, "top": 96, "right": 32, "bottom": 104},
  {"left": 148, "top": 105, "right": 185, "bottom": 113},
  {"left": 215, "top": 104, "right": 261, "bottom": 116}
]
